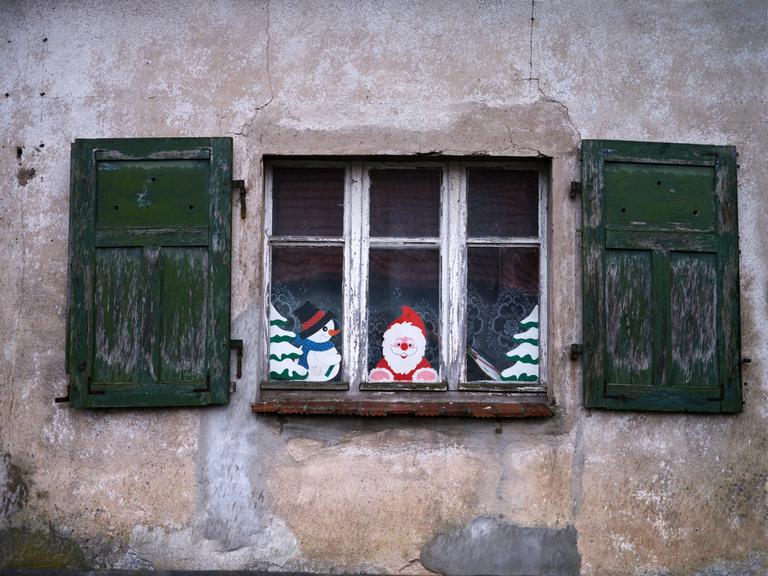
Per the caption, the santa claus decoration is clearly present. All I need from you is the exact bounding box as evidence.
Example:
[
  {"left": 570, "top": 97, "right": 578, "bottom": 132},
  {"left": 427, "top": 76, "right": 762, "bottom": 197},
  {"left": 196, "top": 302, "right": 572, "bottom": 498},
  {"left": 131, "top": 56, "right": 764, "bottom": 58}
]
[{"left": 368, "top": 306, "right": 439, "bottom": 382}]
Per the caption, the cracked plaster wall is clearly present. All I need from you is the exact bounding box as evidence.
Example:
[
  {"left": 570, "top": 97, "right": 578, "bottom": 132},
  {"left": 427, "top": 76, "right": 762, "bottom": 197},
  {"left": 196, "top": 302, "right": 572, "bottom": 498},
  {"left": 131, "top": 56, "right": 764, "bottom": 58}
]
[{"left": 0, "top": 1, "right": 767, "bottom": 574}]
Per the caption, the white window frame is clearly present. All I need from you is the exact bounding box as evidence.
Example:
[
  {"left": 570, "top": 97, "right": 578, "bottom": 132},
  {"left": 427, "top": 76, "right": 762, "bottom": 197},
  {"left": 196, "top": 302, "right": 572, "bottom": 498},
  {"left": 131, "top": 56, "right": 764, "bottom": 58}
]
[{"left": 261, "top": 158, "right": 548, "bottom": 394}]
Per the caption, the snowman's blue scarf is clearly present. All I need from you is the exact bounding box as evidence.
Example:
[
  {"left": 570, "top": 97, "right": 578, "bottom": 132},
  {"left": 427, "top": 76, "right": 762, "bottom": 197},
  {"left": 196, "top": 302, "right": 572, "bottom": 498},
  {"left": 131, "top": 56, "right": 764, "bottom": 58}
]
[{"left": 294, "top": 336, "right": 336, "bottom": 369}]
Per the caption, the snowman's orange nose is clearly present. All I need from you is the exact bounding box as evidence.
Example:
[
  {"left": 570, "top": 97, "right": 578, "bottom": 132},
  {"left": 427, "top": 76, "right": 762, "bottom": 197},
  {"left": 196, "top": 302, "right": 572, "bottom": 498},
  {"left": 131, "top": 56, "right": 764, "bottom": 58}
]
[{"left": 328, "top": 329, "right": 341, "bottom": 336}]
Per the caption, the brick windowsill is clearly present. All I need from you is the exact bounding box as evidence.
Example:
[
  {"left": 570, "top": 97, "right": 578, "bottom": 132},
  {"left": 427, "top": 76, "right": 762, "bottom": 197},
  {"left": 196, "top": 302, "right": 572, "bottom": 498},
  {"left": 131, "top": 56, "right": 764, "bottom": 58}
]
[{"left": 252, "top": 390, "right": 553, "bottom": 418}]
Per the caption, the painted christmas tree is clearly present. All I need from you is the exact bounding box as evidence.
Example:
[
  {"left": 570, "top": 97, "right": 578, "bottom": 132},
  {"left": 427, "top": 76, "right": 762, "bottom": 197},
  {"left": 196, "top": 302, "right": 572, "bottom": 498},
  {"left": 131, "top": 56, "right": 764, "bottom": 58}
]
[
  {"left": 501, "top": 305, "right": 539, "bottom": 382},
  {"left": 269, "top": 304, "right": 308, "bottom": 380}
]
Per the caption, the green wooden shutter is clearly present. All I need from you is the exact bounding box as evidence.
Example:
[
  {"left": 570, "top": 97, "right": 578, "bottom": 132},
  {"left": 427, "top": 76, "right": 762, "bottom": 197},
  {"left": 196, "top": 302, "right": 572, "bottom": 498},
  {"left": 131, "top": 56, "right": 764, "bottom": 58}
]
[
  {"left": 67, "top": 138, "right": 232, "bottom": 407},
  {"left": 582, "top": 140, "right": 741, "bottom": 413}
]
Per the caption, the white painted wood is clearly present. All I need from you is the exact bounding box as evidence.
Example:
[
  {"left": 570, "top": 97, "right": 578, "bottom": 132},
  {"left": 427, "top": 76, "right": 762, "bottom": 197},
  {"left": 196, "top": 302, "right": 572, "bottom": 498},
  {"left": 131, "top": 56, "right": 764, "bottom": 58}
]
[
  {"left": 270, "top": 236, "right": 345, "bottom": 245},
  {"left": 360, "top": 164, "right": 372, "bottom": 381},
  {"left": 438, "top": 163, "right": 449, "bottom": 383},
  {"left": 463, "top": 237, "right": 541, "bottom": 245},
  {"left": 262, "top": 165, "right": 274, "bottom": 384},
  {"left": 446, "top": 161, "right": 466, "bottom": 389},
  {"left": 346, "top": 162, "right": 364, "bottom": 388},
  {"left": 538, "top": 166, "right": 549, "bottom": 389}
]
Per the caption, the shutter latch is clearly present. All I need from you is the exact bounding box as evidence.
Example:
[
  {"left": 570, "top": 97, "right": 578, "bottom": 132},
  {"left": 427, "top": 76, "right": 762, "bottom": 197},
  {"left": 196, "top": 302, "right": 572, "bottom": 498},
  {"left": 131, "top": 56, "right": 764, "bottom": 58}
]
[
  {"left": 232, "top": 180, "right": 248, "bottom": 219},
  {"left": 230, "top": 339, "right": 244, "bottom": 378},
  {"left": 570, "top": 181, "right": 582, "bottom": 199},
  {"left": 570, "top": 344, "right": 583, "bottom": 360}
]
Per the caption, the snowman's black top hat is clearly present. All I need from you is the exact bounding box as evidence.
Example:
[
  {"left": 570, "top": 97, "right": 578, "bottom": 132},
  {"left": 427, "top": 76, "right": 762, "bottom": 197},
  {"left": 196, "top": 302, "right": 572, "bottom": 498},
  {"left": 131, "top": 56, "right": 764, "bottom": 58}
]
[{"left": 294, "top": 301, "right": 334, "bottom": 339}]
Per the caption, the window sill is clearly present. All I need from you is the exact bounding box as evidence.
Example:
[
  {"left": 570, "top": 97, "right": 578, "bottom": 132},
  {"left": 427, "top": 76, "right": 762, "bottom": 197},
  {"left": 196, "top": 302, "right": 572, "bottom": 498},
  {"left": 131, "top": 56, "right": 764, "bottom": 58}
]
[{"left": 252, "top": 390, "right": 553, "bottom": 418}]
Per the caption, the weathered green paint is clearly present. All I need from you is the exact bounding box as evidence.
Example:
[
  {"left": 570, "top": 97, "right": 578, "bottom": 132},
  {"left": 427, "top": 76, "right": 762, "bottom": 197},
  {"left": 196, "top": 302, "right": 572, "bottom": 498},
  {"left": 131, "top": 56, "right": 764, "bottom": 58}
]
[
  {"left": 67, "top": 138, "right": 232, "bottom": 408},
  {"left": 604, "top": 249, "right": 653, "bottom": 387},
  {"left": 95, "top": 160, "right": 210, "bottom": 228},
  {"left": 670, "top": 253, "right": 718, "bottom": 388},
  {"left": 159, "top": 248, "right": 209, "bottom": 383},
  {"left": 604, "top": 162, "right": 715, "bottom": 231},
  {"left": 582, "top": 140, "right": 741, "bottom": 413},
  {"left": 93, "top": 247, "right": 143, "bottom": 384}
]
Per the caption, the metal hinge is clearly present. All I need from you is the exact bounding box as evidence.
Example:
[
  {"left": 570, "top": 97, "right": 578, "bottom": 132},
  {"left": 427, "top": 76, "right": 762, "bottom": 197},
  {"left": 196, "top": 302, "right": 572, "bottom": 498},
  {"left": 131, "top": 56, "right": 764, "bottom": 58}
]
[
  {"left": 230, "top": 339, "right": 244, "bottom": 379},
  {"left": 54, "top": 384, "right": 70, "bottom": 403},
  {"left": 232, "top": 180, "right": 248, "bottom": 219},
  {"left": 570, "top": 181, "right": 582, "bottom": 199},
  {"left": 570, "top": 344, "right": 583, "bottom": 360}
]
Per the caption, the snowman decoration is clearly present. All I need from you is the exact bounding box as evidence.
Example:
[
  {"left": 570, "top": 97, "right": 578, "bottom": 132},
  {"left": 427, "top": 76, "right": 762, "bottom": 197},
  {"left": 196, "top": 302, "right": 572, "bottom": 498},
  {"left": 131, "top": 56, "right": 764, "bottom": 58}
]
[
  {"left": 368, "top": 306, "right": 438, "bottom": 382},
  {"left": 292, "top": 301, "right": 342, "bottom": 381}
]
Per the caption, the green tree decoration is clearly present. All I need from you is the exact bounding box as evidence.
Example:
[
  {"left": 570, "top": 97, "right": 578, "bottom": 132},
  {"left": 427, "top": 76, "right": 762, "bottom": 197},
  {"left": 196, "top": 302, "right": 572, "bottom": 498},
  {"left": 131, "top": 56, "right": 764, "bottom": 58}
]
[
  {"left": 501, "top": 305, "right": 539, "bottom": 382},
  {"left": 269, "top": 304, "right": 309, "bottom": 380}
]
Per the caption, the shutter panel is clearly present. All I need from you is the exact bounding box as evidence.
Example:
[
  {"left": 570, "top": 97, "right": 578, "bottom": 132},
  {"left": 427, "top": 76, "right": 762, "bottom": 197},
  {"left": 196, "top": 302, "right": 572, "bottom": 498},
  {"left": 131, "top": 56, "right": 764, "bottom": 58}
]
[
  {"left": 67, "top": 138, "right": 232, "bottom": 407},
  {"left": 582, "top": 140, "right": 741, "bottom": 413}
]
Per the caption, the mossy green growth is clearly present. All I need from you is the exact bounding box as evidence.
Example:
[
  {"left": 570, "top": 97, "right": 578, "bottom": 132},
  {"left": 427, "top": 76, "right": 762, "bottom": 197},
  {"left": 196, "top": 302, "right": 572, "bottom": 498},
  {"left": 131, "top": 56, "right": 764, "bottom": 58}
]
[
  {"left": 0, "top": 527, "right": 88, "bottom": 568},
  {"left": 1, "top": 453, "right": 29, "bottom": 519}
]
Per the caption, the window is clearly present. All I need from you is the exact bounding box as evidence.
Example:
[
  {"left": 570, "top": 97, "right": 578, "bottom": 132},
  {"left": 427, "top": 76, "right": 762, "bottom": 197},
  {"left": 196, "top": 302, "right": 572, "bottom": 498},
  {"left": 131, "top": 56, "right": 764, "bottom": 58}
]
[
  {"left": 66, "top": 138, "right": 233, "bottom": 408},
  {"left": 582, "top": 140, "right": 741, "bottom": 413},
  {"left": 261, "top": 159, "right": 548, "bottom": 398}
]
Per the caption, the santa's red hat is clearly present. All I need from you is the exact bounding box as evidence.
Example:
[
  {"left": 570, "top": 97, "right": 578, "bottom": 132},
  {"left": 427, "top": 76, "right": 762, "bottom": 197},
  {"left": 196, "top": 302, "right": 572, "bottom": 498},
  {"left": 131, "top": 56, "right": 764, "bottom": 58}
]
[{"left": 387, "top": 306, "right": 426, "bottom": 336}]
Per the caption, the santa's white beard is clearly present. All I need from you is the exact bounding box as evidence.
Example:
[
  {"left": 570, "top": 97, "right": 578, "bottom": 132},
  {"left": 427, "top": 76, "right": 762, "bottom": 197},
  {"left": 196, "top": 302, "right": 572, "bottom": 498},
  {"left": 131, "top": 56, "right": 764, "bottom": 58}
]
[{"left": 382, "top": 323, "right": 426, "bottom": 375}]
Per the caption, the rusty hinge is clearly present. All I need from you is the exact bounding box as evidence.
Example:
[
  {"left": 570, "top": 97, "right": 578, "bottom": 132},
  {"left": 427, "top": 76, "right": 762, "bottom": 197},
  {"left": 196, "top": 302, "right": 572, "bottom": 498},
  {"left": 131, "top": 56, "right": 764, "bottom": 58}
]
[
  {"left": 230, "top": 339, "right": 244, "bottom": 379},
  {"left": 570, "top": 181, "right": 582, "bottom": 199},
  {"left": 570, "top": 344, "right": 583, "bottom": 360},
  {"left": 232, "top": 180, "right": 247, "bottom": 219}
]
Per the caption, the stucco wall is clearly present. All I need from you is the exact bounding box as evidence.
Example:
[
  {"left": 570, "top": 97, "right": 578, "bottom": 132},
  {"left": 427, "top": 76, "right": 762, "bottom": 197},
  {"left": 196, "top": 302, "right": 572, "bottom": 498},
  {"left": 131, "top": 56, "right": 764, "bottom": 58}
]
[{"left": 1, "top": 1, "right": 767, "bottom": 574}]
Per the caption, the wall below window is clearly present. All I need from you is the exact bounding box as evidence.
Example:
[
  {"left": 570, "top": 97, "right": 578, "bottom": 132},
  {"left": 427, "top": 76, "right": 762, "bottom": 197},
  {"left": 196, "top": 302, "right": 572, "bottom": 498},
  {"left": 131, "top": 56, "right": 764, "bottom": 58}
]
[{"left": 1, "top": 1, "right": 767, "bottom": 574}]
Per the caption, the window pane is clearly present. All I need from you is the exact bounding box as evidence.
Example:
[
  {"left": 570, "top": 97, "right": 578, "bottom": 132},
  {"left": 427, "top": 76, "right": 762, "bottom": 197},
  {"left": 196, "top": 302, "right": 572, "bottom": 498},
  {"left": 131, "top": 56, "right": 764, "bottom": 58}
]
[
  {"left": 466, "top": 247, "right": 539, "bottom": 382},
  {"left": 467, "top": 169, "right": 538, "bottom": 238},
  {"left": 270, "top": 246, "right": 343, "bottom": 381},
  {"left": 367, "top": 248, "right": 440, "bottom": 382},
  {"left": 272, "top": 167, "right": 344, "bottom": 237},
  {"left": 369, "top": 169, "right": 441, "bottom": 238}
]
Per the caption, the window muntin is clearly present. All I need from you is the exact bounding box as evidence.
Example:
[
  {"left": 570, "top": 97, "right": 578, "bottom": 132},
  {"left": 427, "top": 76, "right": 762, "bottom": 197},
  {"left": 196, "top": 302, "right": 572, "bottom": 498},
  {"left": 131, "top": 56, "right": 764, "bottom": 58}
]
[{"left": 263, "top": 160, "right": 547, "bottom": 393}]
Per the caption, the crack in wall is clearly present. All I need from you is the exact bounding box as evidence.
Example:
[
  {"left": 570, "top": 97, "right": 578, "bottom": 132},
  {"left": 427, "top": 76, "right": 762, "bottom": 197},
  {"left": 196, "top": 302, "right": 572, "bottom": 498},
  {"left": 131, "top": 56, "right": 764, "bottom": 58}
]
[
  {"left": 396, "top": 558, "right": 420, "bottom": 573},
  {"left": 534, "top": 79, "right": 583, "bottom": 142},
  {"left": 256, "top": 0, "right": 274, "bottom": 113},
  {"left": 524, "top": 0, "right": 582, "bottom": 145},
  {"left": 528, "top": 0, "right": 535, "bottom": 81},
  {"left": 228, "top": 0, "right": 274, "bottom": 139}
]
